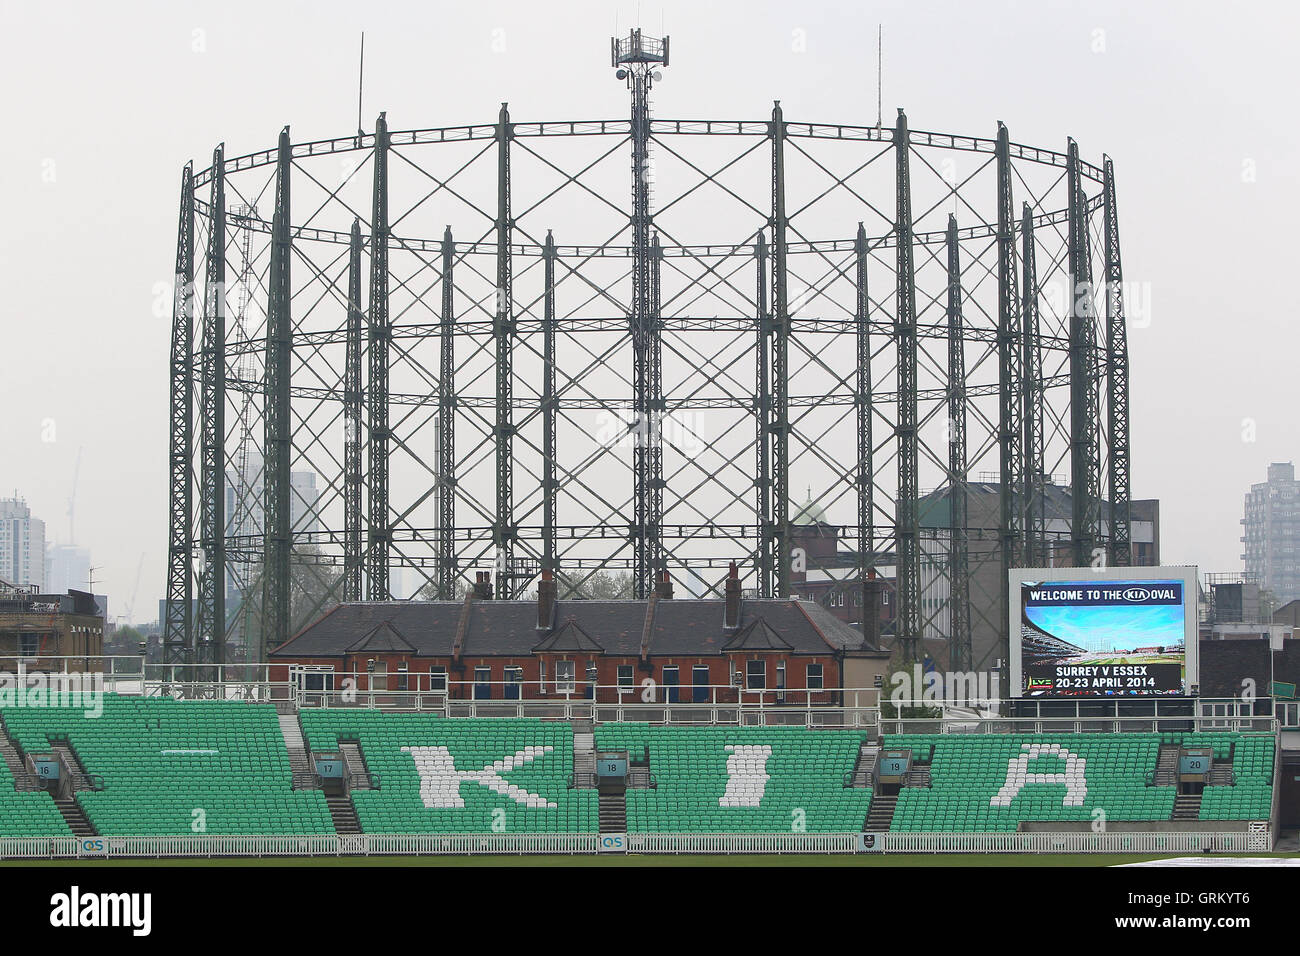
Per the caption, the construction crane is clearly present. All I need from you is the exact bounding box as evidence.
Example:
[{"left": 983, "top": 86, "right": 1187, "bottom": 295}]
[{"left": 122, "top": 553, "right": 144, "bottom": 625}]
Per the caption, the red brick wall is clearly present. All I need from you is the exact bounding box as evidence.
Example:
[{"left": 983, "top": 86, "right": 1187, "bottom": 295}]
[{"left": 272, "top": 651, "right": 843, "bottom": 703}]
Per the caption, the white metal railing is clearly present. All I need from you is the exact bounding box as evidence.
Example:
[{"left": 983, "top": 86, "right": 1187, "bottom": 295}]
[
  {"left": 627, "top": 833, "right": 858, "bottom": 854},
  {"left": 0, "top": 655, "right": 145, "bottom": 676},
  {"left": 0, "top": 662, "right": 1282, "bottom": 735},
  {"left": 867, "top": 830, "right": 1273, "bottom": 854},
  {"left": 0, "top": 828, "right": 1271, "bottom": 859},
  {"left": 0, "top": 833, "right": 600, "bottom": 859},
  {"left": 878, "top": 715, "right": 1279, "bottom": 735}
]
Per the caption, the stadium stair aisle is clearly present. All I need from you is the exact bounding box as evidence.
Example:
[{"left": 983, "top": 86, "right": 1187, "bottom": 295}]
[
  {"left": 0, "top": 695, "right": 333, "bottom": 836},
  {"left": 593, "top": 725, "right": 872, "bottom": 833},
  {"left": 0, "top": 716, "right": 70, "bottom": 837},
  {"left": 1191, "top": 733, "right": 1274, "bottom": 821},
  {"left": 299, "top": 711, "right": 598, "bottom": 834}
]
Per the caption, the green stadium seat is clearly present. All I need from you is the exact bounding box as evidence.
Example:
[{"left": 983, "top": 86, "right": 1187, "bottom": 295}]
[
  {"left": 592, "top": 724, "right": 870, "bottom": 833},
  {"left": 300, "top": 711, "right": 596, "bottom": 834}
]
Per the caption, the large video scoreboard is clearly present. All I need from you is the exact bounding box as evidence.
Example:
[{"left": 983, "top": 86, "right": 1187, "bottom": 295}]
[{"left": 1008, "top": 566, "right": 1198, "bottom": 698}]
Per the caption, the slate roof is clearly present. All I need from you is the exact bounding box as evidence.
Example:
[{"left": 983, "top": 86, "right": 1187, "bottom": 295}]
[
  {"left": 532, "top": 616, "right": 604, "bottom": 653},
  {"left": 345, "top": 620, "right": 416, "bottom": 654},
  {"left": 271, "top": 595, "right": 874, "bottom": 659},
  {"left": 722, "top": 617, "right": 792, "bottom": 651}
]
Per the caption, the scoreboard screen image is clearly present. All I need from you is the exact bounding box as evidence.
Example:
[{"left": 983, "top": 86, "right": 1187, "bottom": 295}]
[{"left": 1010, "top": 569, "right": 1196, "bottom": 698}]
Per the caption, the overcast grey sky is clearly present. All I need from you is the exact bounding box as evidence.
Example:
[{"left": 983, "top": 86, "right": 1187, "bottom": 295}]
[{"left": 1, "top": 0, "right": 1297, "bottom": 622}]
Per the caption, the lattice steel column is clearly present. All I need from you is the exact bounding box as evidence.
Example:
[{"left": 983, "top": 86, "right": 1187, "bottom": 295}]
[
  {"left": 542, "top": 229, "right": 557, "bottom": 575},
  {"left": 494, "top": 103, "right": 517, "bottom": 598},
  {"left": 1103, "top": 157, "right": 1132, "bottom": 567},
  {"left": 263, "top": 127, "right": 293, "bottom": 654},
  {"left": 343, "top": 218, "right": 363, "bottom": 602},
  {"left": 163, "top": 162, "right": 195, "bottom": 664},
  {"left": 996, "top": 123, "right": 1023, "bottom": 575},
  {"left": 1020, "top": 203, "right": 1046, "bottom": 567},
  {"left": 995, "top": 123, "right": 1022, "bottom": 678},
  {"left": 946, "top": 215, "right": 971, "bottom": 674},
  {"left": 629, "top": 77, "right": 664, "bottom": 599},
  {"left": 367, "top": 113, "right": 391, "bottom": 601},
  {"left": 439, "top": 225, "right": 457, "bottom": 598},
  {"left": 894, "top": 109, "right": 920, "bottom": 664},
  {"left": 197, "top": 144, "right": 226, "bottom": 665},
  {"left": 770, "top": 102, "right": 792, "bottom": 600},
  {"left": 754, "top": 230, "right": 772, "bottom": 598},
  {"left": 1068, "top": 139, "right": 1102, "bottom": 567},
  {"left": 855, "top": 222, "right": 874, "bottom": 630}
]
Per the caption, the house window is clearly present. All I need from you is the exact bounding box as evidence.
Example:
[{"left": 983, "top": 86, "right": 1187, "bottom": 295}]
[
  {"left": 662, "top": 665, "right": 680, "bottom": 703},
  {"left": 617, "top": 665, "right": 634, "bottom": 690},
  {"left": 504, "top": 665, "right": 524, "bottom": 700},
  {"left": 746, "top": 659, "right": 766, "bottom": 690},
  {"left": 556, "top": 660, "right": 576, "bottom": 694},
  {"left": 474, "top": 667, "right": 492, "bottom": 700},
  {"left": 692, "top": 665, "right": 711, "bottom": 704},
  {"left": 396, "top": 667, "right": 409, "bottom": 692},
  {"left": 806, "top": 663, "right": 824, "bottom": 690},
  {"left": 19, "top": 634, "right": 37, "bottom": 658},
  {"left": 429, "top": 667, "right": 447, "bottom": 692}
]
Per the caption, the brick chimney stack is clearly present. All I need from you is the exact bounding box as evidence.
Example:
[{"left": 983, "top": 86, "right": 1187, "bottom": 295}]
[
  {"left": 655, "top": 569, "right": 674, "bottom": 600},
  {"left": 861, "top": 568, "right": 883, "bottom": 648},
  {"left": 723, "top": 561, "right": 741, "bottom": 630},
  {"left": 537, "top": 568, "right": 558, "bottom": 630},
  {"left": 473, "top": 571, "right": 494, "bottom": 600}
]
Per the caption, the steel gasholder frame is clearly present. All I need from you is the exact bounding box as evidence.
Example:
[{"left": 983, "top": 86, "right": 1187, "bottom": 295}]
[{"left": 166, "top": 37, "right": 1130, "bottom": 672}]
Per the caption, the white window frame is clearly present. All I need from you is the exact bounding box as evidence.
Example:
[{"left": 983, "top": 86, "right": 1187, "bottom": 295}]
[
  {"left": 806, "top": 663, "right": 824, "bottom": 690},
  {"left": 746, "top": 659, "right": 766, "bottom": 690},
  {"left": 429, "top": 667, "right": 447, "bottom": 692},
  {"left": 617, "top": 664, "right": 634, "bottom": 692},
  {"left": 503, "top": 665, "right": 524, "bottom": 696},
  {"left": 556, "top": 659, "right": 576, "bottom": 694}
]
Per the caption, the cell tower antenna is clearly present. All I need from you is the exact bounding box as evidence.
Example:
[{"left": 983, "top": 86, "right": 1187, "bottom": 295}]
[
  {"left": 876, "top": 24, "right": 883, "bottom": 129},
  {"left": 611, "top": 25, "right": 669, "bottom": 598},
  {"left": 357, "top": 32, "right": 366, "bottom": 137}
]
